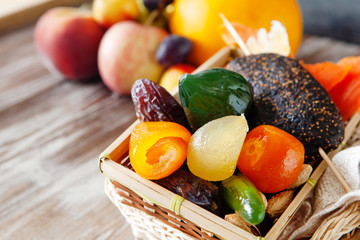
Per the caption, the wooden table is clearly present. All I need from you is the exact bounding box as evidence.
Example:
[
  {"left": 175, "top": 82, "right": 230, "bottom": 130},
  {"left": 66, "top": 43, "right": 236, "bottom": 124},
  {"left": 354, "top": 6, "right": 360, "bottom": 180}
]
[
  {"left": 0, "top": 24, "right": 135, "bottom": 239},
  {"left": 1, "top": 24, "right": 360, "bottom": 239}
]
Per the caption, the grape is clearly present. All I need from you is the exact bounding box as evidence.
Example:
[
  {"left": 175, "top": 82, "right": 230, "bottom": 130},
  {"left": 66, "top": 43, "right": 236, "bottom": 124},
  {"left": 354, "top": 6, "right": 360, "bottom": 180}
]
[
  {"left": 143, "top": 0, "right": 173, "bottom": 10},
  {"left": 155, "top": 34, "right": 193, "bottom": 67}
]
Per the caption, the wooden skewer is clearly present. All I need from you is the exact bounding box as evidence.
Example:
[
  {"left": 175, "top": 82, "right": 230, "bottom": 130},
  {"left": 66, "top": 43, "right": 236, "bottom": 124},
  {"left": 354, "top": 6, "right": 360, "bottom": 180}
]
[
  {"left": 219, "top": 13, "right": 251, "bottom": 56},
  {"left": 343, "top": 112, "right": 360, "bottom": 147},
  {"left": 319, "top": 147, "right": 352, "bottom": 193},
  {"left": 329, "top": 112, "right": 360, "bottom": 159}
]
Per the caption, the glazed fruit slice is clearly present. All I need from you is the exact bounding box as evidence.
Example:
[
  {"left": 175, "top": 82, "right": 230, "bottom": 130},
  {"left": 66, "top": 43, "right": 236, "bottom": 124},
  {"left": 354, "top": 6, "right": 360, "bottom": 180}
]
[
  {"left": 129, "top": 121, "right": 191, "bottom": 180},
  {"left": 187, "top": 115, "right": 248, "bottom": 181}
]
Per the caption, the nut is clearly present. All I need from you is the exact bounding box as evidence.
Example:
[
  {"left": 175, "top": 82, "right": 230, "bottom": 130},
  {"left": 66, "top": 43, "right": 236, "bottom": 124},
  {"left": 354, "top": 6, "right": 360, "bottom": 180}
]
[
  {"left": 224, "top": 213, "right": 253, "bottom": 233},
  {"left": 266, "top": 190, "right": 295, "bottom": 218},
  {"left": 259, "top": 191, "right": 268, "bottom": 209},
  {"left": 287, "top": 164, "right": 313, "bottom": 189}
]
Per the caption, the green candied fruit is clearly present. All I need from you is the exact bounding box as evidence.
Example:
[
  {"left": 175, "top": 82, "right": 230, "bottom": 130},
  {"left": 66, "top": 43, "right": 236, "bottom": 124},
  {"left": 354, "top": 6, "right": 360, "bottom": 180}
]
[
  {"left": 178, "top": 68, "right": 253, "bottom": 131},
  {"left": 221, "top": 175, "right": 265, "bottom": 225}
]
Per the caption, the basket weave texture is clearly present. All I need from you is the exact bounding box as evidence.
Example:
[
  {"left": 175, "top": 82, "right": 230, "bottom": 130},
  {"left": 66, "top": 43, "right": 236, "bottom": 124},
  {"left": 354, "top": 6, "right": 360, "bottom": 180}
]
[
  {"left": 105, "top": 178, "right": 219, "bottom": 240},
  {"left": 105, "top": 177, "right": 360, "bottom": 240},
  {"left": 311, "top": 201, "right": 360, "bottom": 240}
]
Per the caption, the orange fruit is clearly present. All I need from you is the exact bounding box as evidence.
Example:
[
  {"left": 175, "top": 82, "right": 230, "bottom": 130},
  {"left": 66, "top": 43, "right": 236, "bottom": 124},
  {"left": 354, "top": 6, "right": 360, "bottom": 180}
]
[
  {"left": 169, "top": 0, "right": 303, "bottom": 65},
  {"left": 219, "top": 23, "right": 257, "bottom": 47}
]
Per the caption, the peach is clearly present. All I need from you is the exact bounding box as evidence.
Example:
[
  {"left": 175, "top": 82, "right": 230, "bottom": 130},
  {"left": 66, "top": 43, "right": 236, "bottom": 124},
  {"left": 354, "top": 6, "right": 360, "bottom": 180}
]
[
  {"left": 92, "top": 0, "right": 139, "bottom": 28},
  {"left": 98, "top": 21, "right": 168, "bottom": 95},
  {"left": 34, "top": 7, "right": 105, "bottom": 80},
  {"left": 159, "top": 64, "right": 195, "bottom": 92}
]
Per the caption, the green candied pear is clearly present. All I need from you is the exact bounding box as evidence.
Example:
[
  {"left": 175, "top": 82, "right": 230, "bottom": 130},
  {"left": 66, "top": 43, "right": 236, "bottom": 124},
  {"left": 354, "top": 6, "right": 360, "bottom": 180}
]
[
  {"left": 178, "top": 68, "right": 253, "bottom": 131},
  {"left": 221, "top": 175, "right": 265, "bottom": 225}
]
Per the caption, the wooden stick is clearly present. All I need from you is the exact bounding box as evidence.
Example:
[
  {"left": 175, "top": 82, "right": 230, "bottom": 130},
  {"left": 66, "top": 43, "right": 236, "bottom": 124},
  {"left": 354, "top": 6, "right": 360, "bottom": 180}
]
[
  {"left": 319, "top": 147, "right": 352, "bottom": 193},
  {"left": 219, "top": 13, "right": 251, "bottom": 56},
  {"left": 265, "top": 159, "right": 328, "bottom": 239},
  {"left": 343, "top": 112, "right": 360, "bottom": 147}
]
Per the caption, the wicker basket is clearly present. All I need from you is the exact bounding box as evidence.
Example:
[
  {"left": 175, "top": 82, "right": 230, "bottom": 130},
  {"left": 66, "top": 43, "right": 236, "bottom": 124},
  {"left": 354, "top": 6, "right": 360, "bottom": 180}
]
[{"left": 99, "top": 47, "right": 360, "bottom": 240}]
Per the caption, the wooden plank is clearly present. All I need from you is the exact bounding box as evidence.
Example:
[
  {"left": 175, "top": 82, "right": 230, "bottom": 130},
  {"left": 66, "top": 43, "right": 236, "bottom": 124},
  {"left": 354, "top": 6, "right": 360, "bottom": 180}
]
[{"left": 0, "top": 0, "right": 90, "bottom": 34}]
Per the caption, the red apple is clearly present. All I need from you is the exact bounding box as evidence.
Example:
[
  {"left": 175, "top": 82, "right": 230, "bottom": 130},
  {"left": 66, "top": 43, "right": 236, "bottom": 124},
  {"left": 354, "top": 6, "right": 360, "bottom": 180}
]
[
  {"left": 34, "top": 7, "right": 105, "bottom": 81},
  {"left": 98, "top": 21, "right": 168, "bottom": 95},
  {"left": 159, "top": 64, "right": 195, "bottom": 92}
]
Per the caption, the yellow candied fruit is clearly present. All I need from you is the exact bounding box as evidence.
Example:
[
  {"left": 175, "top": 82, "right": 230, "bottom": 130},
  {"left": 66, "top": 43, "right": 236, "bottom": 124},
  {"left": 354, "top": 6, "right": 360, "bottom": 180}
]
[{"left": 187, "top": 115, "right": 248, "bottom": 181}]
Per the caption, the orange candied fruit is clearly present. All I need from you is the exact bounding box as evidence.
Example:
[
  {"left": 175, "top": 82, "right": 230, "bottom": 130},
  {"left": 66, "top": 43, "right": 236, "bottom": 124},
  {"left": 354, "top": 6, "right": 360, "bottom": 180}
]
[
  {"left": 129, "top": 121, "right": 191, "bottom": 180},
  {"left": 237, "top": 125, "right": 305, "bottom": 193}
]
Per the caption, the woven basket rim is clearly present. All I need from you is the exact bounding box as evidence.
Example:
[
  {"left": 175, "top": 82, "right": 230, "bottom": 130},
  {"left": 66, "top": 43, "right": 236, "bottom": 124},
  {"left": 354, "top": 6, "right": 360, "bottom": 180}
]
[{"left": 108, "top": 178, "right": 222, "bottom": 240}]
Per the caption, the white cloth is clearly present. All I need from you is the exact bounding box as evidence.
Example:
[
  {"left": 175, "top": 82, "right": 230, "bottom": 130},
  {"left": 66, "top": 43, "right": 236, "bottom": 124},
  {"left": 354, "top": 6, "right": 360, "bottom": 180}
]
[{"left": 279, "top": 146, "right": 360, "bottom": 240}]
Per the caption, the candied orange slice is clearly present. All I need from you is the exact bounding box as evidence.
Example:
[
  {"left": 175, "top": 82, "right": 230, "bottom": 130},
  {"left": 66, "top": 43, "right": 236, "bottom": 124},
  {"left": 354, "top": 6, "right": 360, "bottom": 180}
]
[{"left": 302, "top": 61, "right": 352, "bottom": 92}]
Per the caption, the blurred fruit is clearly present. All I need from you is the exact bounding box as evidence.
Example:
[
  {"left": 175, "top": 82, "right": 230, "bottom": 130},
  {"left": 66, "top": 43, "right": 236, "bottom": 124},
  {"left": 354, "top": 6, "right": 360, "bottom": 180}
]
[
  {"left": 187, "top": 115, "right": 248, "bottom": 181},
  {"left": 34, "top": 7, "right": 105, "bottom": 80},
  {"left": 169, "top": 0, "right": 303, "bottom": 65},
  {"left": 159, "top": 64, "right": 195, "bottom": 92},
  {"left": 143, "top": 0, "right": 160, "bottom": 10},
  {"left": 156, "top": 34, "right": 193, "bottom": 67},
  {"left": 219, "top": 22, "right": 257, "bottom": 47},
  {"left": 330, "top": 56, "right": 360, "bottom": 121},
  {"left": 129, "top": 121, "right": 191, "bottom": 180},
  {"left": 302, "top": 61, "right": 351, "bottom": 92},
  {"left": 237, "top": 125, "right": 305, "bottom": 193},
  {"left": 92, "top": 0, "right": 139, "bottom": 28},
  {"left": 143, "top": 0, "right": 173, "bottom": 10},
  {"left": 98, "top": 21, "right": 168, "bottom": 94}
]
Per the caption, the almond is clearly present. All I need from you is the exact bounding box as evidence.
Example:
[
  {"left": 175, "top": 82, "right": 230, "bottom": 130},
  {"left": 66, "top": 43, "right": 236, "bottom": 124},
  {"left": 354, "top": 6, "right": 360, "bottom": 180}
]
[
  {"left": 266, "top": 190, "right": 295, "bottom": 218},
  {"left": 287, "top": 164, "right": 313, "bottom": 189}
]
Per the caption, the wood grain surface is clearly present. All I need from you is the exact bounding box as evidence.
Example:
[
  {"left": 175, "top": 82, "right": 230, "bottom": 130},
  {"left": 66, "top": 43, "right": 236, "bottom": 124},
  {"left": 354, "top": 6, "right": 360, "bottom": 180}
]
[
  {"left": 0, "top": 24, "right": 360, "bottom": 240},
  {"left": 0, "top": 25, "right": 136, "bottom": 239},
  {"left": 0, "top": 0, "right": 90, "bottom": 33}
]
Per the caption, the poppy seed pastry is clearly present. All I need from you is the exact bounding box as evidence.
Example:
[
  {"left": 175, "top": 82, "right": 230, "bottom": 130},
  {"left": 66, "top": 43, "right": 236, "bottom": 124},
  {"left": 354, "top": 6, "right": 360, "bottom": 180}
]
[{"left": 226, "top": 53, "right": 344, "bottom": 165}]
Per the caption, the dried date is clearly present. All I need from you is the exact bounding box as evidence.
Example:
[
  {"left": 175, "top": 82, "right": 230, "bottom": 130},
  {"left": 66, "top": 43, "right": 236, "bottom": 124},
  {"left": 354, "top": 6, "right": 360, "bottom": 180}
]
[
  {"left": 156, "top": 169, "right": 223, "bottom": 215},
  {"left": 131, "top": 79, "right": 190, "bottom": 130}
]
